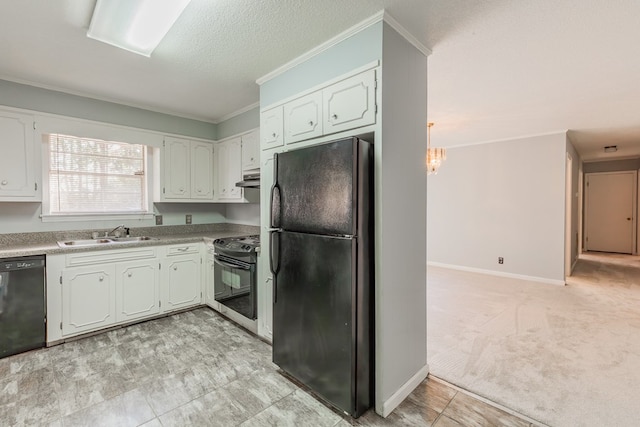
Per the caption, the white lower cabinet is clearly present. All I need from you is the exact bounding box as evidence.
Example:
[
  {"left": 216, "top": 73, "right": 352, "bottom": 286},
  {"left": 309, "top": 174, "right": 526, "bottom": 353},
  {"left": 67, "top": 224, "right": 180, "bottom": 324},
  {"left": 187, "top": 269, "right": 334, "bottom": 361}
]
[
  {"left": 161, "top": 244, "right": 202, "bottom": 311},
  {"left": 62, "top": 265, "right": 116, "bottom": 336},
  {"left": 49, "top": 243, "right": 205, "bottom": 342},
  {"left": 115, "top": 260, "right": 160, "bottom": 322}
]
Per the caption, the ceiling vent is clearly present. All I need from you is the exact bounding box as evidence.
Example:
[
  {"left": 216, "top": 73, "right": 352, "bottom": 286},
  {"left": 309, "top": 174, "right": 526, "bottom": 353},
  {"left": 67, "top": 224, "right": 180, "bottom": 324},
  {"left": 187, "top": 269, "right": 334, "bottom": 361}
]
[{"left": 604, "top": 145, "right": 618, "bottom": 153}]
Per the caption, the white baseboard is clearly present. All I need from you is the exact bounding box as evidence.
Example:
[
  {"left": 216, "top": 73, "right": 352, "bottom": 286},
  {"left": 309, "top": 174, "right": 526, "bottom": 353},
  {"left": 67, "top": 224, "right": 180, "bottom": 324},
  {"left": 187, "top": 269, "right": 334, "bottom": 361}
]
[
  {"left": 427, "top": 262, "right": 566, "bottom": 287},
  {"left": 377, "top": 364, "right": 429, "bottom": 418}
]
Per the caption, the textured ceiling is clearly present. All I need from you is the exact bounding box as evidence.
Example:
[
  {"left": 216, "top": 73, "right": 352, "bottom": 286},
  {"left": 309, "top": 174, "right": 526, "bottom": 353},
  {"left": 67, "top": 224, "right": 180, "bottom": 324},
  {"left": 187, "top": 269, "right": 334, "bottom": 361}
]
[{"left": 0, "top": 0, "right": 638, "bottom": 160}]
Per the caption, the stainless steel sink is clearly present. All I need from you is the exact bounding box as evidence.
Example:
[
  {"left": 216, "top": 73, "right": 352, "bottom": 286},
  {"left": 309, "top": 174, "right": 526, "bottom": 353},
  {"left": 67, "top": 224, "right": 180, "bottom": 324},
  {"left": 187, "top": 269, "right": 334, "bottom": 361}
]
[
  {"left": 109, "top": 236, "right": 157, "bottom": 242},
  {"left": 57, "top": 236, "right": 157, "bottom": 248},
  {"left": 58, "top": 239, "right": 113, "bottom": 247}
]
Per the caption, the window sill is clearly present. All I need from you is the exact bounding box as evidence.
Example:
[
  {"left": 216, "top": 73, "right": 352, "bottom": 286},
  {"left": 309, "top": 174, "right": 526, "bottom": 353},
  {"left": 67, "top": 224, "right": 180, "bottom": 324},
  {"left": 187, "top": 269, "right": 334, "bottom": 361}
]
[{"left": 40, "top": 212, "right": 155, "bottom": 223}]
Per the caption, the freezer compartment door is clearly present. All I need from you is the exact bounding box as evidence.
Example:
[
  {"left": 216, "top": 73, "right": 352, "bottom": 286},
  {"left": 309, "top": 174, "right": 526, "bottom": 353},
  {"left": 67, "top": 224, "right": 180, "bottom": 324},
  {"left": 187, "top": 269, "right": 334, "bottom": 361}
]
[
  {"left": 272, "top": 231, "right": 363, "bottom": 416},
  {"left": 274, "top": 137, "right": 361, "bottom": 236}
]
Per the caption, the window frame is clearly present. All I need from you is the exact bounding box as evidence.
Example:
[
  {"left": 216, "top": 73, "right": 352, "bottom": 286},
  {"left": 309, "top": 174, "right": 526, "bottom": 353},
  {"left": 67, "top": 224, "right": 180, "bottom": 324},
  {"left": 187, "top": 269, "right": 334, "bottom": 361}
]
[{"left": 39, "top": 124, "right": 156, "bottom": 223}]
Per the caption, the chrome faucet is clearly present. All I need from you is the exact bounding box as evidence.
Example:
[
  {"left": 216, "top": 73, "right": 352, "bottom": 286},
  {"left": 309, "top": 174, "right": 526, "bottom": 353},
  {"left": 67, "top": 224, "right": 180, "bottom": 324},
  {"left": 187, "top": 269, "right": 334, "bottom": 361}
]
[{"left": 107, "top": 225, "right": 129, "bottom": 238}]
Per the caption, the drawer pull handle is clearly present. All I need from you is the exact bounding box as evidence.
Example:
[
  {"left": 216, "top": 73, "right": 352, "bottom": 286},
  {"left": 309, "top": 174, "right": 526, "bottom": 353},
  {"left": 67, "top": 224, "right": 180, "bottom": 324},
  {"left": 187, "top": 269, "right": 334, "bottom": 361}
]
[{"left": 178, "top": 247, "right": 189, "bottom": 251}]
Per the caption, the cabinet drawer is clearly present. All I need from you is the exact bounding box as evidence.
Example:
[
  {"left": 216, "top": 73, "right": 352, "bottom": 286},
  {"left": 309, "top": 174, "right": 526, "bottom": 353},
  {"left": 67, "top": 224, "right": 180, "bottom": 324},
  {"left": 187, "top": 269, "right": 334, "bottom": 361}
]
[
  {"left": 323, "top": 69, "right": 376, "bottom": 135},
  {"left": 66, "top": 247, "right": 157, "bottom": 267},
  {"left": 165, "top": 243, "right": 200, "bottom": 256}
]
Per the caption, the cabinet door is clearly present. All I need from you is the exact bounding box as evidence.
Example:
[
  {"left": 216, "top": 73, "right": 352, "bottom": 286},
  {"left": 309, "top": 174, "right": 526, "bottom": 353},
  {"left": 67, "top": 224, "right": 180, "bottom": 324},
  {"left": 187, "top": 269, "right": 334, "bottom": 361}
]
[
  {"left": 0, "top": 110, "right": 37, "bottom": 199},
  {"left": 284, "top": 91, "right": 323, "bottom": 144},
  {"left": 258, "top": 156, "right": 274, "bottom": 341},
  {"left": 163, "top": 137, "right": 191, "bottom": 199},
  {"left": 204, "top": 254, "right": 216, "bottom": 307},
  {"left": 163, "top": 256, "right": 201, "bottom": 311},
  {"left": 241, "top": 130, "right": 260, "bottom": 171},
  {"left": 216, "top": 138, "right": 243, "bottom": 201},
  {"left": 323, "top": 69, "right": 376, "bottom": 135},
  {"left": 62, "top": 265, "right": 116, "bottom": 336},
  {"left": 115, "top": 261, "right": 159, "bottom": 323},
  {"left": 191, "top": 141, "right": 214, "bottom": 200},
  {"left": 260, "top": 107, "right": 284, "bottom": 150}
]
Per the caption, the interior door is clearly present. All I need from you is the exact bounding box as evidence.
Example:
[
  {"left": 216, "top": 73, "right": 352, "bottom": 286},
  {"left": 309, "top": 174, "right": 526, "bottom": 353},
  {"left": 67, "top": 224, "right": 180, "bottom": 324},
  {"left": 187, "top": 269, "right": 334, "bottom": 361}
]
[{"left": 585, "top": 171, "right": 636, "bottom": 254}]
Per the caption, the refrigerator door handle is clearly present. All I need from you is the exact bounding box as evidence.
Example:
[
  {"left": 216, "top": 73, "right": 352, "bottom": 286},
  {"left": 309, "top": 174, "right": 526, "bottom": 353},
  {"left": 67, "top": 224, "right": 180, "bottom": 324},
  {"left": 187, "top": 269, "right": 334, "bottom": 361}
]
[
  {"left": 270, "top": 153, "right": 281, "bottom": 228},
  {"left": 269, "top": 231, "right": 280, "bottom": 303},
  {"left": 269, "top": 231, "right": 280, "bottom": 275}
]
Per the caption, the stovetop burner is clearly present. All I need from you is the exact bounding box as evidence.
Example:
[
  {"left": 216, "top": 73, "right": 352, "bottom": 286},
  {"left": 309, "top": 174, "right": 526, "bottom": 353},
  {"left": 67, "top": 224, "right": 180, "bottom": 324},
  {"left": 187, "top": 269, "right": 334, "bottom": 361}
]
[{"left": 213, "top": 235, "right": 260, "bottom": 253}]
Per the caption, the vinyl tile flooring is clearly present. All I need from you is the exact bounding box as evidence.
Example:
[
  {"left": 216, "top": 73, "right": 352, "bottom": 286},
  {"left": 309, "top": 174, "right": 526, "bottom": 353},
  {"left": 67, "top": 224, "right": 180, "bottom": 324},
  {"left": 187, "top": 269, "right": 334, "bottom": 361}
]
[{"left": 0, "top": 308, "right": 538, "bottom": 427}]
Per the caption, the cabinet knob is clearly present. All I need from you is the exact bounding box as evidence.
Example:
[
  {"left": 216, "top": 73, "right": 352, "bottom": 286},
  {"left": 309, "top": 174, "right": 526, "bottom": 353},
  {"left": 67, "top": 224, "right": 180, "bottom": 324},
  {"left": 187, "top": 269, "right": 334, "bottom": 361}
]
[
  {"left": 250, "top": 157, "right": 254, "bottom": 161},
  {"left": 179, "top": 187, "right": 184, "bottom": 192},
  {"left": 1, "top": 180, "right": 7, "bottom": 186},
  {"left": 173, "top": 266, "right": 178, "bottom": 271},
  {"left": 271, "top": 132, "right": 276, "bottom": 138},
  {"left": 197, "top": 188, "right": 202, "bottom": 193},
  {"left": 128, "top": 272, "right": 132, "bottom": 278},
  {"left": 332, "top": 114, "right": 338, "bottom": 120},
  {"left": 308, "top": 120, "right": 314, "bottom": 126},
  {"left": 99, "top": 276, "right": 104, "bottom": 281}
]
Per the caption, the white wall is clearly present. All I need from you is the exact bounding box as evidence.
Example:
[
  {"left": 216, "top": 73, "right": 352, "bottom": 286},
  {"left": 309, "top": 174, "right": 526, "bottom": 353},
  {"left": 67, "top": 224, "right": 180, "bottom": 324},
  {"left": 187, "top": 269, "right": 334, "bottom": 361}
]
[
  {"left": 566, "top": 137, "right": 581, "bottom": 272},
  {"left": 376, "top": 22, "right": 428, "bottom": 413},
  {"left": 427, "top": 132, "right": 567, "bottom": 283}
]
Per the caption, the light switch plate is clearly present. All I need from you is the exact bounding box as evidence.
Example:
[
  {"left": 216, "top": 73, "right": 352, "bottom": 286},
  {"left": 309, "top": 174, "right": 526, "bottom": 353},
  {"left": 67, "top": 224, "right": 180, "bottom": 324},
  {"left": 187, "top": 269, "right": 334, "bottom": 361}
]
[
  {"left": 186, "top": 214, "right": 192, "bottom": 224},
  {"left": 155, "top": 215, "right": 163, "bottom": 225}
]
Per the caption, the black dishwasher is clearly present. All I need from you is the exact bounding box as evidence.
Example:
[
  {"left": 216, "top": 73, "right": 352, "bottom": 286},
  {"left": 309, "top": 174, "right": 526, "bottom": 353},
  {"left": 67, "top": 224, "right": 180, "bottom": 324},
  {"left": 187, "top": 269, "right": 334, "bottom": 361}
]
[{"left": 0, "top": 255, "right": 46, "bottom": 359}]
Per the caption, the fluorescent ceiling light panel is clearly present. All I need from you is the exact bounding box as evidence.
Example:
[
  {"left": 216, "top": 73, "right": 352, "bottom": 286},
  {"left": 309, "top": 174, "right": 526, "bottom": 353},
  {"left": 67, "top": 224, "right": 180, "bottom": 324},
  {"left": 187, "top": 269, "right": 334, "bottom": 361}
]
[{"left": 87, "top": 0, "right": 191, "bottom": 57}]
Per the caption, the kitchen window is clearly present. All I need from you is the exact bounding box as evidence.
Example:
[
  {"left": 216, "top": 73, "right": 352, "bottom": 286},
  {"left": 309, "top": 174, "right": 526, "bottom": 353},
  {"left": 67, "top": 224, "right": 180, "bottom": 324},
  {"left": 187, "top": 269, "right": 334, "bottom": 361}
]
[{"left": 44, "top": 133, "right": 150, "bottom": 217}]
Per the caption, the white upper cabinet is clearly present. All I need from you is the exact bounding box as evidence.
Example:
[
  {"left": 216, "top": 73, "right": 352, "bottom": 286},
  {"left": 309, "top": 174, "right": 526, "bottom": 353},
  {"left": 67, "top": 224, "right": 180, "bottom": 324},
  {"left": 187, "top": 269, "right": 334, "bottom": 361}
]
[
  {"left": 259, "top": 68, "right": 377, "bottom": 151},
  {"left": 284, "top": 91, "right": 323, "bottom": 144},
  {"left": 191, "top": 141, "right": 215, "bottom": 199},
  {"left": 163, "top": 137, "right": 191, "bottom": 199},
  {"left": 161, "top": 137, "right": 214, "bottom": 201},
  {"left": 241, "top": 129, "right": 260, "bottom": 171},
  {"left": 0, "top": 110, "right": 38, "bottom": 200},
  {"left": 260, "top": 107, "right": 284, "bottom": 150},
  {"left": 323, "top": 69, "right": 376, "bottom": 135},
  {"left": 215, "top": 137, "right": 243, "bottom": 201}
]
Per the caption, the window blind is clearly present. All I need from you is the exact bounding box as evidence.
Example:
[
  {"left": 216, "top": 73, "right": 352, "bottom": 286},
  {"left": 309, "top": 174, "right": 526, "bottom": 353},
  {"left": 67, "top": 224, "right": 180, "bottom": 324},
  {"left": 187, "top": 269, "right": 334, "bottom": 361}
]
[{"left": 48, "top": 134, "right": 147, "bottom": 214}]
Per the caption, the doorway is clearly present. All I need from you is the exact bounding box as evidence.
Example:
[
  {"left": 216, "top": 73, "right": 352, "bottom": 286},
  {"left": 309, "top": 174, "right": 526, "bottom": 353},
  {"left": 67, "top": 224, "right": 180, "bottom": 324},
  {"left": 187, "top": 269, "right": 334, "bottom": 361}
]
[{"left": 584, "top": 171, "right": 637, "bottom": 254}]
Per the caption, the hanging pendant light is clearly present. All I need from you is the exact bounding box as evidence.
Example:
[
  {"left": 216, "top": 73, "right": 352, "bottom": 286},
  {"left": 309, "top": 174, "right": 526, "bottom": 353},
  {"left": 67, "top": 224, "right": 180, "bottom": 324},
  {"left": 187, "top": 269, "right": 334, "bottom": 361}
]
[{"left": 426, "top": 122, "right": 446, "bottom": 175}]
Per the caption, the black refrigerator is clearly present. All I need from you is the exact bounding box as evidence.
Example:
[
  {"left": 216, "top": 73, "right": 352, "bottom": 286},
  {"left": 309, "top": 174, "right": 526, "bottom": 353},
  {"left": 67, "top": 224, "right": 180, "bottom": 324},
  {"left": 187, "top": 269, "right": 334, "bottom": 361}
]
[{"left": 269, "top": 137, "right": 373, "bottom": 418}]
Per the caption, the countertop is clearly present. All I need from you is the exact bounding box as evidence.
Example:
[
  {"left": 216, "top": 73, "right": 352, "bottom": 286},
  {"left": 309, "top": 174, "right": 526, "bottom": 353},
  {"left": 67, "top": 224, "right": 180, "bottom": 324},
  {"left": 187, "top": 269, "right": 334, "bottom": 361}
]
[{"left": 0, "top": 224, "right": 260, "bottom": 259}]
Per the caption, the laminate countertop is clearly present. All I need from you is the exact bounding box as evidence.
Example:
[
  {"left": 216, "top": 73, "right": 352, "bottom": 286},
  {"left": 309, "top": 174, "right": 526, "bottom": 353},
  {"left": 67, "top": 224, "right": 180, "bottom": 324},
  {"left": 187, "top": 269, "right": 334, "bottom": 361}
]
[{"left": 0, "top": 223, "right": 260, "bottom": 259}]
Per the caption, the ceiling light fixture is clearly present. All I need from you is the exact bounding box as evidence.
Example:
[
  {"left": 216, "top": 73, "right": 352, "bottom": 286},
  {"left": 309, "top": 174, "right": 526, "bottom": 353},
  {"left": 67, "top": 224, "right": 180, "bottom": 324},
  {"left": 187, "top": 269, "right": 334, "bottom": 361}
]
[
  {"left": 604, "top": 145, "right": 618, "bottom": 153},
  {"left": 426, "top": 122, "right": 446, "bottom": 175},
  {"left": 87, "top": 0, "right": 191, "bottom": 57}
]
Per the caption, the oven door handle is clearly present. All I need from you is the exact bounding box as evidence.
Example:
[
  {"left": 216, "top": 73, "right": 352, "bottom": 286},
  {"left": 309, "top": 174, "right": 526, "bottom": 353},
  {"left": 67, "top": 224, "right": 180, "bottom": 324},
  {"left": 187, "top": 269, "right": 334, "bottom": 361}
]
[{"left": 213, "top": 256, "right": 252, "bottom": 271}]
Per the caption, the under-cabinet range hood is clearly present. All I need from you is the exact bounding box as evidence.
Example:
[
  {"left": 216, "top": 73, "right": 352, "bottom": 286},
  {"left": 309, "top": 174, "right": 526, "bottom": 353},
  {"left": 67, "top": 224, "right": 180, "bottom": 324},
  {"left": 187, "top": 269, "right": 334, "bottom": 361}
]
[{"left": 235, "top": 171, "right": 260, "bottom": 188}]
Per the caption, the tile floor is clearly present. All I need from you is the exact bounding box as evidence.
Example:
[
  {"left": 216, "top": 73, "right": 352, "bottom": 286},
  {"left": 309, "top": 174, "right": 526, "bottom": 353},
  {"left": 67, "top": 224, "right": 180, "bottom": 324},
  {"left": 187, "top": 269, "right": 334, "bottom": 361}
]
[{"left": 0, "top": 308, "right": 537, "bottom": 426}]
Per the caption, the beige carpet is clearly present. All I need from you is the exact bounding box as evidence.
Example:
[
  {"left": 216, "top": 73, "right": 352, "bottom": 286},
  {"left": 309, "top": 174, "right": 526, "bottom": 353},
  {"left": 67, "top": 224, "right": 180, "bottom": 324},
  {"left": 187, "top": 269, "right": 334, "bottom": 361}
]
[{"left": 427, "top": 253, "right": 640, "bottom": 427}]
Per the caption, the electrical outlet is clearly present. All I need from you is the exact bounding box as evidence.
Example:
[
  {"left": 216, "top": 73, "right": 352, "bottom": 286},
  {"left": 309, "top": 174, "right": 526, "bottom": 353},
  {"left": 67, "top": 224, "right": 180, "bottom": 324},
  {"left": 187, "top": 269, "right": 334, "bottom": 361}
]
[
  {"left": 498, "top": 257, "right": 504, "bottom": 264},
  {"left": 186, "top": 214, "right": 192, "bottom": 224},
  {"left": 155, "top": 215, "right": 163, "bottom": 225}
]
